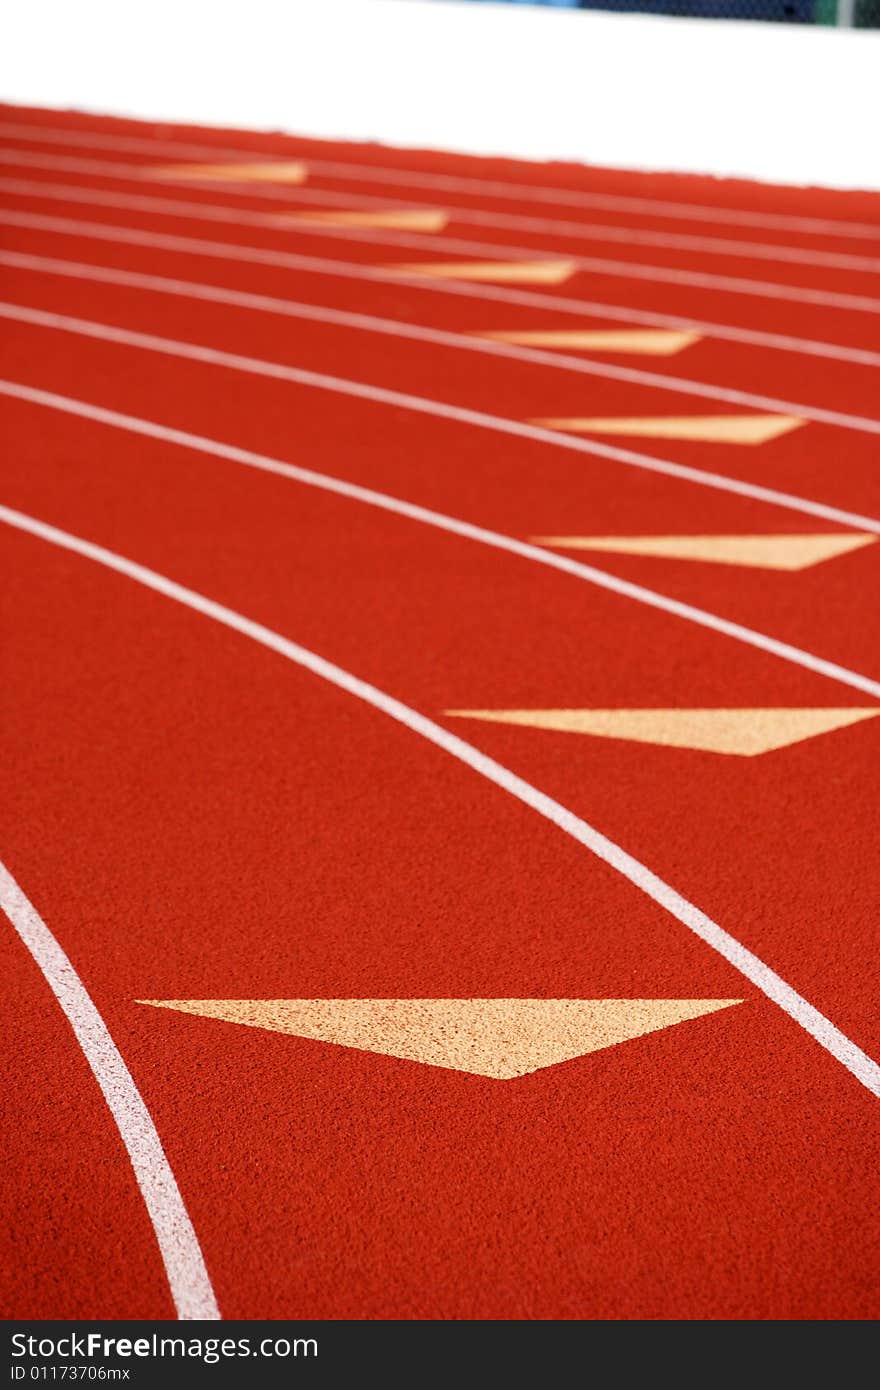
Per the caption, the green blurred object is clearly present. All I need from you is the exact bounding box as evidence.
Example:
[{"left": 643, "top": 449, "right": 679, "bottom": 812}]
[{"left": 818, "top": 0, "right": 880, "bottom": 20}]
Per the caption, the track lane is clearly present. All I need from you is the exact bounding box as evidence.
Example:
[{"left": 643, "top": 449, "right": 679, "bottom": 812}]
[
  {"left": 4, "top": 241, "right": 880, "bottom": 432},
  {"left": 15, "top": 147, "right": 879, "bottom": 272},
  {"left": 4, "top": 327, "right": 880, "bottom": 703},
  {"left": 2, "top": 364, "right": 880, "bottom": 688},
  {"left": 3, "top": 179, "right": 880, "bottom": 385},
  {"left": 2, "top": 396, "right": 879, "bottom": 1055},
  {"left": 1, "top": 259, "right": 878, "bottom": 533},
  {"left": 1, "top": 296, "right": 878, "bottom": 681},
  {"left": 2, "top": 255, "right": 879, "bottom": 506},
  {"left": 4, "top": 143, "right": 880, "bottom": 289},
  {"left": 3, "top": 150, "right": 880, "bottom": 326}
]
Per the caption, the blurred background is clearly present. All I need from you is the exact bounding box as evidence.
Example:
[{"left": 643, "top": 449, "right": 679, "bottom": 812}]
[{"left": 452, "top": 0, "right": 877, "bottom": 26}]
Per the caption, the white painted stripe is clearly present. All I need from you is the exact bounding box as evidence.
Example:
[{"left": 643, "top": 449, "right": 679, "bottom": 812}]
[
  {"left": 2, "top": 148, "right": 877, "bottom": 315},
  {"left": 0, "top": 860, "right": 220, "bottom": 1319},
  {"left": 2, "top": 505, "right": 877, "bottom": 1098},
  {"left": 3, "top": 119, "right": 880, "bottom": 240},
  {"left": 4, "top": 144, "right": 880, "bottom": 274},
  {"left": 5, "top": 247, "right": 879, "bottom": 439},
  {"left": 2, "top": 189, "right": 876, "bottom": 370},
  {"left": 2, "top": 375, "right": 879, "bottom": 702}
]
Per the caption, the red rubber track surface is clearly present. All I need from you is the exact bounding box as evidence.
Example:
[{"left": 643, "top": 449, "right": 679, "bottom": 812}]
[{"left": 1, "top": 104, "right": 879, "bottom": 1321}]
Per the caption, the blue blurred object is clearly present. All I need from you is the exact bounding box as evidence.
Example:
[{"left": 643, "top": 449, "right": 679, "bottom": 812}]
[{"left": 467, "top": 1, "right": 581, "bottom": 7}]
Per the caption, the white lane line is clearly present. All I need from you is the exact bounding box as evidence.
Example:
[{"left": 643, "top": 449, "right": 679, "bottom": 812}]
[
  {"left": 3, "top": 119, "right": 879, "bottom": 240},
  {"left": 6, "top": 247, "right": 880, "bottom": 439},
  {"left": 2, "top": 195, "right": 876, "bottom": 371},
  {"left": 0, "top": 860, "right": 220, "bottom": 1320},
  {"left": 2, "top": 151, "right": 877, "bottom": 314},
  {"left": 3, "top": 146, "right": 880, "bottom": 275},
  {"left": 2, "top": 374, "right": 879, "bottom": 703},
  {"left": 2, "top": 504, "right": 878, "bottom": 1098}
]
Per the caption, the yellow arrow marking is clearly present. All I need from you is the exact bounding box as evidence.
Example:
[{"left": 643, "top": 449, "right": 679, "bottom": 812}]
[
  {"left": 444, "top": 708, "right": 879, "bottom": 756},
  {"left": 531, "top": 533, "right": 877, "bottom": 571},
  {"left": 273, "top": 208, "right": 450, "bottom": 232},
  {"left": 137, "top": 998, "right": 741, "bottom": 1080},
  {"left": 533, "top": 414, "right": 805, "bottom": 444},
  {"left": 481, "top": 329, "right": 701, "bottom": 355},
  {"left": 392, "top": 259, "right": 578, "bottom": 285},
  {"left": 153, "top": 161, "right": 308, "bottom": 184}
]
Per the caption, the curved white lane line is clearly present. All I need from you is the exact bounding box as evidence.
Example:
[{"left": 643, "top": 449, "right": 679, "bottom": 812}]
[
  {"left": 3, "top": 197, "right": 876, "bottom": 371},
  {"left": 2, "top": 374, "right": 880, "bottom": 702},
  {"left": 4, "top": 147, "right": 880, "bottom": 275},
  {"left": 2, "top": 505, "right": 878, "bottom": 1098},
  {"left": 2, "top": 149, "right": 877, "bottom": 315},
  {"left": 6, "top": 246, "right": 880, "bottom": 439},
  {"left": 0, "top": 860, "right": 220, "bottom": 1319},
  {"left": 3, "top": 118, "right": 880, "bottom": 240}
]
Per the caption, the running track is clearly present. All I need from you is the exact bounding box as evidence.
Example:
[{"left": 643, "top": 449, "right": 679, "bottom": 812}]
[{"left": 1, "top": 104, "right": 879, "bottom": 1322}]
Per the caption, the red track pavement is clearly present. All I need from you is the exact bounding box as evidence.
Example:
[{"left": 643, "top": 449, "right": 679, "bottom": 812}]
[{"left": 1, "top": 104, "right": 878, "bottom": 1322}]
